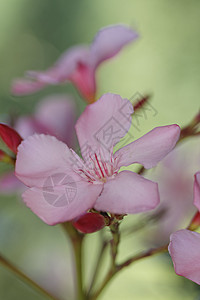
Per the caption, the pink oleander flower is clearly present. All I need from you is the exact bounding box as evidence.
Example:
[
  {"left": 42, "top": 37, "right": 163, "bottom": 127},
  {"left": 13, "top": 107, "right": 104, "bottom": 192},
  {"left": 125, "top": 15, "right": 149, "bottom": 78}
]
[
  {"left": 0, "top": 95, "right": 76, "bottom": 193},
  {"left": 15, "top": 93, "right": 180, "bottom": 225},
  {"left": 169, "top": 172, "right": 200, "bottom": 285},
  {"left": 11, "top": 25, "right": 138, "bottom": 103}
]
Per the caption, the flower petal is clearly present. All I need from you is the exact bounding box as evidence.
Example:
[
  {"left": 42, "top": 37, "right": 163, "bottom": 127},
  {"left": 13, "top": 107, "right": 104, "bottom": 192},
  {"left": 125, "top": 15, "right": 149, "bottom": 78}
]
[
  {"left": 15, "top": 134, "right": 75, "bottom": 188},
  {"left": 194, "top": 172, "right": 200, "bottom": 211},
  {"left": 169, "top": 229, "right": 200, "bottom": 285},
  {"left": 69, "top": 63, "right": 96, "bottom": 103},
  {"left": 115, "top": 125, "right": 181, "bottom": 169},
  {"left": 11, "top": 78, "right": 46, "bottom": 96},
  {"left": 75, "top": 93, "right": 133, "bottom": 160},
  {"left": 23, "top": 180, "right": 103, "bottom": 225},
  {"left": 91, "top": 24, "right": 138, "bottom": 68},
  {"left": 27, "top": 46, "right": 90, "bottom": 84},
  {"left": 94, "top": 170, "right": 159, "bottom": 214}
]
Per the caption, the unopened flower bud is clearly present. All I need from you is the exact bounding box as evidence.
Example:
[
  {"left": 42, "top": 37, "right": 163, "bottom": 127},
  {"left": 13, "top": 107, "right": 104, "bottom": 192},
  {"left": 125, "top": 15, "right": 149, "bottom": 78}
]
[
  {"left": 0, "top": 123, "right": 23, "bottom": 154},
  {"left": 72, "top": 212, "right": 106, "bottom": 233}
]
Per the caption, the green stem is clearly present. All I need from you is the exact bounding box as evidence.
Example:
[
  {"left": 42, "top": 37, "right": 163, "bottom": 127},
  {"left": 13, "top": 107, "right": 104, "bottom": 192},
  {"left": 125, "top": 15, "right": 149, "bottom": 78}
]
[
  {"left": 110, "top": 221, "right": 120, "bottom": 269},
  {"left": 90, "top": 244, "right": 168, "bottom": 300},
  {"left": 117, "top": 244, "right": 168, "bottom": 271},
  {"left": 62, "top": 223, "right": 85, "bottom": 300},
  {"left": 87, "top": 240, "right": 108, "bottom": 297},
  {"left": 89, "top": 268, "right": 117, "bottom": 300},
  {"left": 0, "top": 253, "right": 60, "bottom": 300}
]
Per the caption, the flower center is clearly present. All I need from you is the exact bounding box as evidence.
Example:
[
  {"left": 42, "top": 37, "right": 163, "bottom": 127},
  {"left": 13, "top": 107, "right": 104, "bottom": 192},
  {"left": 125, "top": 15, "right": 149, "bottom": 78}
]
[{"left": 72, "top": 148, "right": 119, "bottom": 184}]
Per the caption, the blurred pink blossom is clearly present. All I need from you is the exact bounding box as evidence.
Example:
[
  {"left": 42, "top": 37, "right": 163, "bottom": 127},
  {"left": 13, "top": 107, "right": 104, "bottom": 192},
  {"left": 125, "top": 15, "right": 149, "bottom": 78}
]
[
  {"left": 145, "top": 138, "right": 200, "bottom": 245},
  {"left": 15, "top": 93, "right": 180, "bottom": 225},
  {"left": 11, "top": 25, "right": 138, "bottom": 103},
  {"left": 0, "top": 94, "right": 76, "bottom": 194},
  {"left": 15, "top": 94, "right": 76, "bottom": 147}
]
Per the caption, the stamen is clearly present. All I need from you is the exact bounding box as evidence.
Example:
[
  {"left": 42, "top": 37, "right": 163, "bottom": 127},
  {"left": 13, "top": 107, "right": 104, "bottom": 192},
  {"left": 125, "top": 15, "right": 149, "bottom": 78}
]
[
  {"left": 72, "top": 147, "right": 118, "bottom": 183},
  {"left": 94, "top": 153, "right": 105, "bottom": 178}
]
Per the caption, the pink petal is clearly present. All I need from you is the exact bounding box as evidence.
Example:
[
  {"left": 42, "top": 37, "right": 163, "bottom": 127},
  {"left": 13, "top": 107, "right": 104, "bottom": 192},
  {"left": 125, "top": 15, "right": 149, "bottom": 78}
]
[
  {"left": 26, "top": 47, "right": 95, "bottom": 102},
  {"left": 23, "top": 180, "right": 103, "bottom": 225},
  {"left": 194, "top": 172, "right": 200, "bottom": 211},
  {"left": 94, "top": 170, "right": 159, "bottom": 214},
  {"left": 115, "top": 125, "right": 181, "bottom": 169},
  {"left": 91, "top": 24, "right": 138, "bottom": 68},
  {"left": 11, "top": 79, "right": 46, "bottom": 96},
  {"left": 45, "top": 48, "right": 95, "bottom": 103},
  {"left": 75, "top": 93, "right": 133, "bottom": 160},
  {"left": 27, "top": 46, "right": 90, "bottom": 84},
  {"left": 169, "top": 229, "right": 200, "bottom": 285},
  {"left": 53, "top": 46, "right": 90, "bottom": 80},
  {"left": 15, "top": 134, "right": 75, "bottom": 188},
  {"left": 69, "top": 63, "right": 96, "bottom": 104},
  {"left": 35, "top": 95, "right": 76, "bottom": 146}
]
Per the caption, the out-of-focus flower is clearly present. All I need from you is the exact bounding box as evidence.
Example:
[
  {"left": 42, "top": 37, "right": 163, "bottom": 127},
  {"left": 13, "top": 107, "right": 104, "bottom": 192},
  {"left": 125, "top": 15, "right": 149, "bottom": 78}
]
[
  {"left": 144, "top": 138, "right": 200, "bottom": 245},
  {"left": 169, "top": 229, "right": 200, "bottom": 285},
  {"left": 169, "top": 172, "right": 200, "bottom": 285},
  {"left": 15, "top": 94, "right": 76, "bottom": 147},
  {"left": 11, "top": 25, "right": 138, "bottom": 103},
  {"left": 15, "top": 93, "right": 180, "bottom": 225},
  {"left": 0, "top": 94, "right": 76, "bottom": 193}
]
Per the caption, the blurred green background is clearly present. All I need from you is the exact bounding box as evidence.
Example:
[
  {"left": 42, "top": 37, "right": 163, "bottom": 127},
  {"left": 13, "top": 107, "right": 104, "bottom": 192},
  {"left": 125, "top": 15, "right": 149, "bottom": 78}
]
[{"left": 0, "top": 0, "right": 200, "bottom": 299}]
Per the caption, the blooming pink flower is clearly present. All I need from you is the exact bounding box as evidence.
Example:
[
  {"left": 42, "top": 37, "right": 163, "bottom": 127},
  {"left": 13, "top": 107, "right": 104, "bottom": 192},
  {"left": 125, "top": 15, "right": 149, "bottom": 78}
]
[
  {"left": 15, "top": 93, "right": 180, "bottom": 225},
  {"left": 169, "top": 171, "right": 200, "bottom": 285},
  {"left": 11, "top": 25, "right": 138, "bottom": 103}
]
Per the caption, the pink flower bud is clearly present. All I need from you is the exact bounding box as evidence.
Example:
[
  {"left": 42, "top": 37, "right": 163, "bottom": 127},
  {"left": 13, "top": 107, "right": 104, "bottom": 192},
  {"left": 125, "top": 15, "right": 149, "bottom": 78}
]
[{"left": 72, "top": 212, "right": 106, "bottom": 233}]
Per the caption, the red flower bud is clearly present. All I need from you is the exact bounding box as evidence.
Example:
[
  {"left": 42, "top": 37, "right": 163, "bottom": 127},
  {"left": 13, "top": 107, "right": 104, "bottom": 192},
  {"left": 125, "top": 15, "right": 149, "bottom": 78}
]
[
  {"left": 0, "top": 123, "right": 23, "bottom": 154},
  {"left": 133, "top": 95, "right": 150, "bottom": 111},
  {"left": 72, "top": 212, "right": 106, "bottom": 234}
]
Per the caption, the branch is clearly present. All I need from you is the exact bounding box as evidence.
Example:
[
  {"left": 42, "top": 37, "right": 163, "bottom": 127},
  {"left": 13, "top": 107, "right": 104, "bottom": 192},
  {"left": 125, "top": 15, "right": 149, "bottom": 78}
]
[
  {"left": 62, "top": 222, "right": 86, "bottom": 300},
  {"left": 90, "top": 243, "right": 168, "bottom": 300}
]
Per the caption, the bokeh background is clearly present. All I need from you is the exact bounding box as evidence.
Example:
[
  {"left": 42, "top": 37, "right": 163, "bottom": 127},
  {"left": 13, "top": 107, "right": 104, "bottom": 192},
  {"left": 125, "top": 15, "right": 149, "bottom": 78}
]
[{"left": 0, "top": 0, "right": 200, "bottom": 299}]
